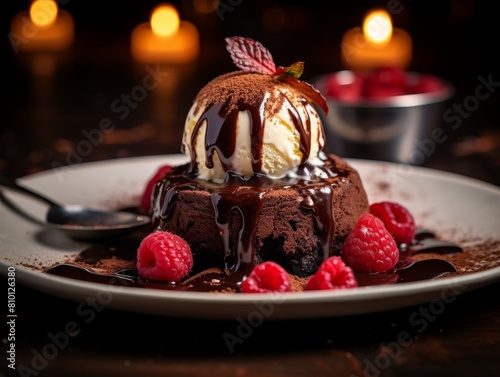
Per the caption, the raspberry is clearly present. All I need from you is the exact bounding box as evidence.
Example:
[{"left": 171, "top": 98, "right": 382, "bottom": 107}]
[
  {"left": 364, "top": 66, "right": 407, "bottom": 98},
  {"left": 326, "top": 71, "right": 364, "bottom": 102},
  {"left": 240, "top": 261, "right": 292, "bottom": 293},
  {"left": 341, "top": 213, "right": 399, "bottom": 273},
  {"left": 369, "top": 66, "right": 407, "bottom": 88},
  {"left": 304, "top": 256, "right": 358, "bottom": 291},
  {"left": 364, "top": 85, "right": 407, "bottom": 99},
  {"left": 139, "top": 165, "right": 172, "bottom": 213},
  {"left": 369, "top": 201, "right": 416, "bottom": 244},
  {"left": 407, "top": 74, "right": 444, "bottom": 94},
  {"left": 136, "top": 231, "right": 193, "bottom": 282}
]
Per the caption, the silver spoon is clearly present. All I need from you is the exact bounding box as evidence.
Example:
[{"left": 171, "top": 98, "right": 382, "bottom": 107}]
[{"left": 0, "top": 176, "right": 151, "bottom": 240}]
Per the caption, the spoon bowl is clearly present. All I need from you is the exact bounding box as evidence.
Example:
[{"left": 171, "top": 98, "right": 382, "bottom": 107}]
[
  {"left": 46, "top": 205, "right": 151, "bottom": 240},
  {"left": 0, "top": 176, "right": 151, "bottom": 240}
]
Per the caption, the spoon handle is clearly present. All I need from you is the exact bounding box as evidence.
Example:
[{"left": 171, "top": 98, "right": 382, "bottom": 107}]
[{"left": 0, "top": 175, "right": 61, "bottom": 208}]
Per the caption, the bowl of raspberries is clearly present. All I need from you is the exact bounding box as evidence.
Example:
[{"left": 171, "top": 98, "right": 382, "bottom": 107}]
[{"left": 313, "top": 66, "right": 454, "bottom": 164}]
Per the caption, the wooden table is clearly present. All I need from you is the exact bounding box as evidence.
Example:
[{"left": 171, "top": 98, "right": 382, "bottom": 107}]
[{"left": 5, "top": 278, "right": 500, "bottom": 376}]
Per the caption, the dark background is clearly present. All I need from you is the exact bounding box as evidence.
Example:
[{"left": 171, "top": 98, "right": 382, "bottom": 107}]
[{"left": 1, "top": 0, "right": 499, "bottom": 184}]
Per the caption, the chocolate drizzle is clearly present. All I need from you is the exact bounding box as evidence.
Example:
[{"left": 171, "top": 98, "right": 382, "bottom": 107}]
[
  {"left": 188, "top": 72, "right": 321, "bottom": 177},
  {"left": 190, "top": 102, "right": 239, "bottom": 173},
  {"left": 153, "top": 160, "right": 340, "bottom": 274},
  {"left": 286, "top": 97, "right": 311, "bottom": 164},
  {"left": 210, "top": 174, "right": 265, "bottom": 272}
]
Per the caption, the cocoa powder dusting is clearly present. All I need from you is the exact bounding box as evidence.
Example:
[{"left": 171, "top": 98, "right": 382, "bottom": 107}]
[
  {"left": 193, "top": 71, "right": 297, "bottom": 116},
  {"left": 413, "top": 239, "right": 500, "bottom": 277},
  {"left": 290, "top": 274, "right": 308, "bottom": 292},
  {"left": 55, "top": 256, "right": 135, "bottom": 274}
]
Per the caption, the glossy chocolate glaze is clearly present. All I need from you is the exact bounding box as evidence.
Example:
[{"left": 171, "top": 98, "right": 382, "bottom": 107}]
[
  {"left": 45, "top": 229, "right": 463, "bottom": 291},
  {"left": 195, "top": 99, "right": 313, "bottom": 172},
  {"left": 153, "top": 157, "right": 346, "bottom": 274}
]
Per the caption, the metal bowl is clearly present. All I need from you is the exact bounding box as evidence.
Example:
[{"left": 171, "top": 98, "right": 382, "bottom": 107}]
[{"left": 312, "top": 71, "right": 455, "bottom": 164}]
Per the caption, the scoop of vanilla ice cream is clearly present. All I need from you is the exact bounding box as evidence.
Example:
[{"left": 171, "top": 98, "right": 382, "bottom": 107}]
[{"left": 182, "top": 72, "right": 325, "bottom": 183}]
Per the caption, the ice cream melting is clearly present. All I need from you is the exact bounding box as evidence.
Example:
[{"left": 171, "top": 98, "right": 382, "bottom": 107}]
[{"left": 182, "top": 71, "right": 326, "bottom": 183}]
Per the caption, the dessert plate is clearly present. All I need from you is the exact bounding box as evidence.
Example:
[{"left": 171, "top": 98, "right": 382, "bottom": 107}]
[{"left": 1, "top": 154, "right": 499, "bottom": 319}]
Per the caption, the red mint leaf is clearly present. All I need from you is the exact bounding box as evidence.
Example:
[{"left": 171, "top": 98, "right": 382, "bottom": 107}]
[
  {"left": 276, "top": 61, "right": 304, "bottom": 79},
  {"left": 282, "top": 77, "right": 329, "bottom": 114},
  {"left": 225, "top": 36, "right": 276, "bottom": 75}
]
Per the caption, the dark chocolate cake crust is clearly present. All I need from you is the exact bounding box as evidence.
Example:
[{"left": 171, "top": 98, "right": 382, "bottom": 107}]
[{"left": 152, "top": 153, "right": 369, "bottom": 276}]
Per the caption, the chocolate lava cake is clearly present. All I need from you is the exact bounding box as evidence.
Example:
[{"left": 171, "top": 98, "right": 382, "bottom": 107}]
[{"left": 152, "top": 153, "right": 369, "bottom": 277}]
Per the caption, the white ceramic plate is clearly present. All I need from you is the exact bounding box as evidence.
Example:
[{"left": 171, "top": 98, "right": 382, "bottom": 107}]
[{"left": 1, "top": 155, "right": 499, "bottom": 319}]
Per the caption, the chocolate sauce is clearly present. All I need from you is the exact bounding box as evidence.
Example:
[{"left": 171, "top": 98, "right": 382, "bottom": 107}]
[
  {"left": 47, "top": 264, "right": 137, "bottom": 286},
  {"left": 153, "top": 160, "right": 340, "bottom": 274},
  {"left": 412, "top": 236, "right": 463, "bottom": 255},
  {"left": 45, "top": 227, "right": 464, "bottom": 292},
  {"left": 189, "top": 94, "right": 316, "bottom": 176},
  {"left": 355, "top": 260, "right": 457, "bottom": 286},
  {"left": 355, "top": 229, "right": 462, "bottom": 286}
]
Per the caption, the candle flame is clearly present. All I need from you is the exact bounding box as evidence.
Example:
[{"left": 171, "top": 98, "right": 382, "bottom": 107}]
[
  {"left": 363, "top": 9, "right": 393, "bottom": 46},
  {"left": 151, "top": 3, "right": 180, "bottom": 37},
  {"left": 30, "top": 0, "right": 58, "bottom": 28}
]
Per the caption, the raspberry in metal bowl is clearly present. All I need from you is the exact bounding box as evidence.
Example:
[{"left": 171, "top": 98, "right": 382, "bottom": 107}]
[{"left": 312, "top": 67, "right": 455, "bottom": 164}]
